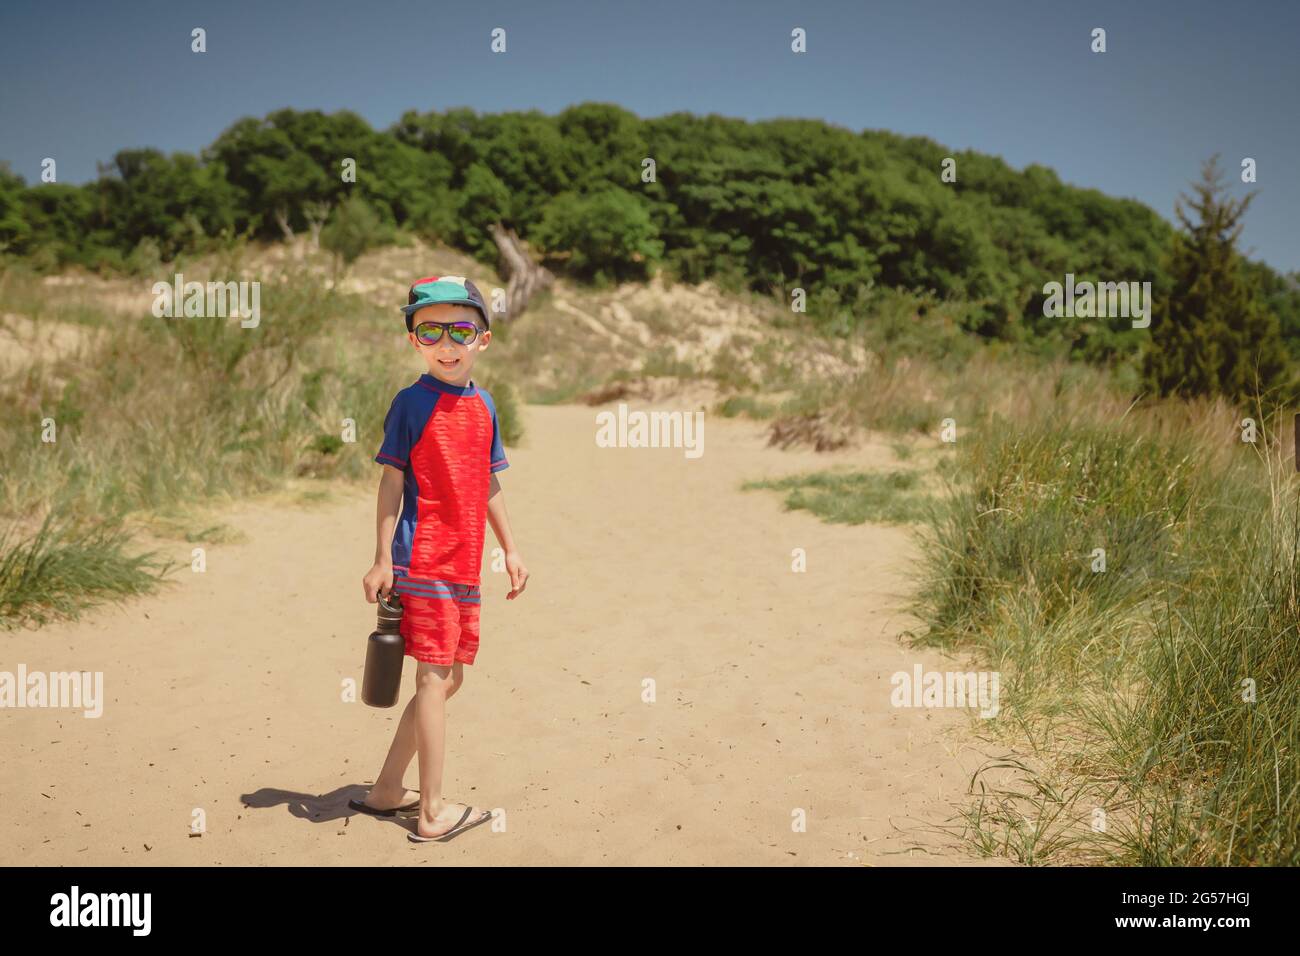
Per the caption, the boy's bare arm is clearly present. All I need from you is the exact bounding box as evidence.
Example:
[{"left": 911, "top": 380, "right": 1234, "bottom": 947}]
[
  {"left": 374, "top": 465, "right": 404, "bottom": 564},
  {"left": 487, "top": 473, "right": 529, "bottom": 599},
  {"left": 361, "top": 464, "right": 404, "bottom": 601}
]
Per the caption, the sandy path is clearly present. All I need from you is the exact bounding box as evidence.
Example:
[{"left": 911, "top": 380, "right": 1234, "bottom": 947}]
[{"left": 1, "top": 403, "right": 1009, "bottom": 866}]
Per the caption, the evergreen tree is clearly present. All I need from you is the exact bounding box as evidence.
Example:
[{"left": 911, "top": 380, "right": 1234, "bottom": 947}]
[{"left": 1143, "top": 156, "right": 1289, "bottom": 405}]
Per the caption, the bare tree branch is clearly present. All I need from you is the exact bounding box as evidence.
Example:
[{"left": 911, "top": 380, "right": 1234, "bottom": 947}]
[
  {"left": 490, "top": 223, "right": 554, "bottom": 321},
  {"left": 303, "top": 201, "right": 332, "bottom": 251},
  {"left": 273, "top": 207, "right": 295, "bottom": 242}
]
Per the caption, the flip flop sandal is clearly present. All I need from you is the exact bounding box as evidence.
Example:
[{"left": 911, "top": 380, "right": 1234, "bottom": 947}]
[
  {"left": 407, "top": 805, "right": 492, "bottom": 843},
  {"left": 348, "top": 795, "right": 421, "bottom": 817}
]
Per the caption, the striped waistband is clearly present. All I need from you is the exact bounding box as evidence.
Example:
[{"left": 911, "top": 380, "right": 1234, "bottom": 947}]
[{"left": 392, "top": 571, "right": 481, "bottom": 602}]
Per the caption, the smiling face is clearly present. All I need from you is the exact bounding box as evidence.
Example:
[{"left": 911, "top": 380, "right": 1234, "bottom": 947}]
[{"left": 407, "top": 302, "right": 490, "bottom": 387}]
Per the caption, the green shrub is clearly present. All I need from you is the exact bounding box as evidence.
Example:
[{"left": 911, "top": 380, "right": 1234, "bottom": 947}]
[{"left": 321, "top": 195, "right": 388, "bottom": 276}]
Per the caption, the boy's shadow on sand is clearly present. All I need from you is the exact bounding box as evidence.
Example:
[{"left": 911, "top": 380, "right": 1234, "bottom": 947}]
[
  {"left": 243, "top": 785, "right": 489, "bottom": 842},
  {"left": 243, "top": 785, "right": 413, "bottom": 832}
]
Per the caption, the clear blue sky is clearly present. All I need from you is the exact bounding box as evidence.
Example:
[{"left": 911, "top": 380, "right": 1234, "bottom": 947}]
[{"left": 1, "top": 0, "right": 1296, "bottom": 272}]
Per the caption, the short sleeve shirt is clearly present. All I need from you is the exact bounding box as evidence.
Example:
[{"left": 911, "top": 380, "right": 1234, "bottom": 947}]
[{"left": 375, "top": 373, "right": 509, "bottom": 590}]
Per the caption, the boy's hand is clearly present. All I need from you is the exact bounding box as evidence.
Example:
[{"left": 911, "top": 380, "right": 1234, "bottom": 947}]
[
  {"left": 362, "top": 562, "right": 394, "bottom": 603},
  {"left": 505, "top": 550, "right": 529, "bottom": 600}
]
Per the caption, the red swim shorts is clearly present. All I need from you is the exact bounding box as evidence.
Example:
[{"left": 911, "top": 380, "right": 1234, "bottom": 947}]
[{"left": 398, "top": 581, "right": 482, "bottom": 666}]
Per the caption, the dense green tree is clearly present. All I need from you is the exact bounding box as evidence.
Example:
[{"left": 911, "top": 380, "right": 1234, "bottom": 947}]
[
  {"left": 95, "top": 148, "right": 238, "bottom": 258},
  {"left": 554, "top": 103, "right": 647, "bottom": 191},
  {"left": 392, "top": 107, "right": 486, "bottom": 187},
  {"left": 205, "top": 112, "right": 334, "bottom": 238},
  {"left": 532, "top": 188, "right": 663, "bottom": 282},
  {"left": 453, "top": 163, "right": 511, "bottom": 260},
  {"left": 0, "top": 163, "right": 31, "bottom": 253},
  {"left": 20, "top": 181, "right": 101, "bottom": 267}
]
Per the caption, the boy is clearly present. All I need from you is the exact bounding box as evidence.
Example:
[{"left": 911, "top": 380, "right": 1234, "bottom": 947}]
[{"left": 359, "top": 275, "right": 529, "bottom": 843}]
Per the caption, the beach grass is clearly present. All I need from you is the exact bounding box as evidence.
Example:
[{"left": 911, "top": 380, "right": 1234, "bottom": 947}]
[
  {"left": 912, "top": 392, "right": 1298, "bottom": 865},
  {"left": 743, "top": 469, "right": 930, "bottom": 525}
]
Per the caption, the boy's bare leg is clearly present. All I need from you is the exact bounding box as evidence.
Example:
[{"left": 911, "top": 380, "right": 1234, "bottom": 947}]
[
  {"left": 414, "top": 662, "right": 452, "bottom": 833},
  {"left": 360, "top": 694, "right": 420, "bottom": 810},
  {"left": 366, "top": 662, "right": 462, "bottom": 809},
  {"left": 412, "top": 661, "right": 480, "bottom": 837}
]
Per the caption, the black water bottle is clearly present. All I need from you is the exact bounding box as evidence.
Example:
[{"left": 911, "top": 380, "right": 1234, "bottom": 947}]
[{"left": 362, "top": 589, "right": 405, "bottom": 707}]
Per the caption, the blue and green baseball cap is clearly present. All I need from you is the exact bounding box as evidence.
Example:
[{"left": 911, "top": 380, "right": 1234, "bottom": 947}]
[{"left": 401, "top": 275, "right": 491, "bottom": 332}]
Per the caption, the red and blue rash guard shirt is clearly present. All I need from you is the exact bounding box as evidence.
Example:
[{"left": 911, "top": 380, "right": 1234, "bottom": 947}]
[{"left": 375, "top": 373, "right": 509, "bottom": 591}]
